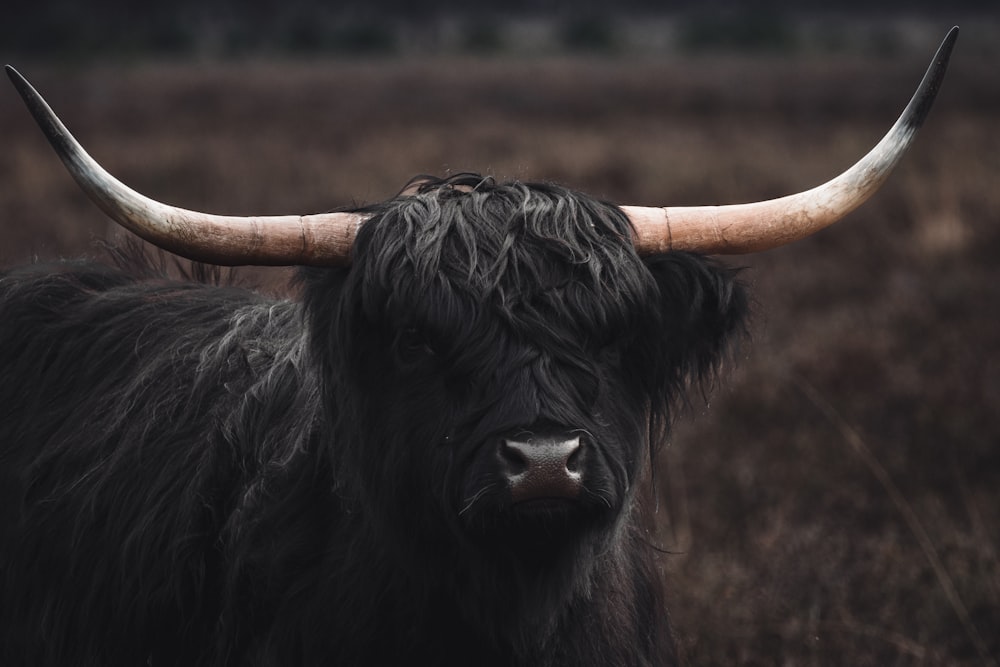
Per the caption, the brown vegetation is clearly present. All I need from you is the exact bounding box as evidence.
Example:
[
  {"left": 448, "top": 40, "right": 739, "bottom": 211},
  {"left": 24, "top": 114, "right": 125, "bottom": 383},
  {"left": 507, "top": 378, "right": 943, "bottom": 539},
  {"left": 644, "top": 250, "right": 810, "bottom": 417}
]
[{"left": 1, "top": 47, "right": 997, "bottom": 664}]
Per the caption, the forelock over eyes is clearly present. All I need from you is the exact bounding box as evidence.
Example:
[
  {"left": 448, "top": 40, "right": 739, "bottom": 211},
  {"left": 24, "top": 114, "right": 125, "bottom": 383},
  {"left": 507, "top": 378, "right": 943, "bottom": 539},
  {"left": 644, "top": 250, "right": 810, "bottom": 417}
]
[
  {"left": 351, "top": 176, "right": 652, "bottom": 319},
  {"left": 346, "top": 174, "right": 655, "bottom": 344}
]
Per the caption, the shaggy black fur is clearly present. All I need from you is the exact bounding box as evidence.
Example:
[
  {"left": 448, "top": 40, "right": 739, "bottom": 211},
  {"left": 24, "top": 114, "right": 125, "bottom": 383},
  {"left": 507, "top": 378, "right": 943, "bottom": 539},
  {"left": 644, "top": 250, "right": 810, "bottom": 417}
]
[{"left": 0, "top": 174, "right": 747, "bottom": 666}]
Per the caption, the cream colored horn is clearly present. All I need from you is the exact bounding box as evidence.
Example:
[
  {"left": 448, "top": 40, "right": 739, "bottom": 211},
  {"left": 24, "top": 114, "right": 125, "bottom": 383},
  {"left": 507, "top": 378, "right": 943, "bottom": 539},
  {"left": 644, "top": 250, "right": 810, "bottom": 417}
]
[
  {"left": 6, "top": 65, "right": 362, "bottom": 267},
  {"left": 623, "top": 26, "right": 958, "bottom": 255}
]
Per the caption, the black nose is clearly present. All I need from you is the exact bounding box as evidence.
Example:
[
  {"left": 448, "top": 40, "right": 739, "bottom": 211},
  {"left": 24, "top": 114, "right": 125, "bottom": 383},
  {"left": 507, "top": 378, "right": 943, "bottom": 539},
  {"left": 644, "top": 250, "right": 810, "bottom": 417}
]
[{"left": 498, "top": 433, "right": 583, "bottom": 503}]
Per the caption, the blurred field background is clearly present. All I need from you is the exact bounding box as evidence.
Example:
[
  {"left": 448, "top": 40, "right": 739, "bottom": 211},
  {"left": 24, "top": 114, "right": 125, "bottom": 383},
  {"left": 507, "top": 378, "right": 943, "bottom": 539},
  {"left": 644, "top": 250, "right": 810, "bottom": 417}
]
[{"left": 2, "top": 3, "right": 998, "bottom": 664}]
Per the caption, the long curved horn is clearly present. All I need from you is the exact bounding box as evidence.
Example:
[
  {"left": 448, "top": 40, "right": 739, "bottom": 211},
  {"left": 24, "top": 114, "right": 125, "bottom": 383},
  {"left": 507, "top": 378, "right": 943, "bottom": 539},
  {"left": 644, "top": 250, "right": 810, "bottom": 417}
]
[
  {"left": 623, "top": 26, "right": 958, "bottom": 255},
  {"left": 6, "top": 65, "right": 362, "bottom": 267}
]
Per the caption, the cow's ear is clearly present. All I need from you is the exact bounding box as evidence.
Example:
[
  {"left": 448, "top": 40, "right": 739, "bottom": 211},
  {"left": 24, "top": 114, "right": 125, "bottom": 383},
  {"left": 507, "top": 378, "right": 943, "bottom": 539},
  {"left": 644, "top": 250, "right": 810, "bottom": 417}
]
[{"left": 643, "top": 253, "right": 748, "bottom": 384}]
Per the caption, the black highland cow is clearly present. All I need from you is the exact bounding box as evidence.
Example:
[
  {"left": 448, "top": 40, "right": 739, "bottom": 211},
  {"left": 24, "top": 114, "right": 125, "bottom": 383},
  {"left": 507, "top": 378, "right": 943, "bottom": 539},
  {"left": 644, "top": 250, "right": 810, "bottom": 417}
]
[{"left": 0, "top": 29, "right": 956, "bottom": 667}]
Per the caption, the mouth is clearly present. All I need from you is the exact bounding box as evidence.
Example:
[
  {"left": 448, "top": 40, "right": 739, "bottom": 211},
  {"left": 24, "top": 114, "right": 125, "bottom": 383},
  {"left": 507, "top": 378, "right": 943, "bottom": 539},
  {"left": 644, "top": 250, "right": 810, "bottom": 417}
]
[
  {"left": 508, "top": 496, "right": 581, "bottom": 517},
  {"left": 465, "top": 495, "right": 592, "bottom": 551}
]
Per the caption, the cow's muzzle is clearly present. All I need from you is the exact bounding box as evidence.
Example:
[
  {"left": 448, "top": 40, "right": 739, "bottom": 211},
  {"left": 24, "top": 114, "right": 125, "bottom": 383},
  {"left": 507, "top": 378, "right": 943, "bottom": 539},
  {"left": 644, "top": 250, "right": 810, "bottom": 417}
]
[{"left": 497, "top": 432, "right": 584, "bottom": 504}]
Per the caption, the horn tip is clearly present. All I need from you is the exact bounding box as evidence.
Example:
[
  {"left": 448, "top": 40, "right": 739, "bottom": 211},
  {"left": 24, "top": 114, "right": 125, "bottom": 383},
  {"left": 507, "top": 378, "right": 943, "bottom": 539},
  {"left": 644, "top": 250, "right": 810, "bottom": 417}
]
[
  {"left": 5, "top": 64, "right": 37, "bottom": 102},
  {"left": 898, "top": 25, "right": 959, "bottom": 136},
  {"left": 941, "top": 25, "right": 960, "bottom": 57}
]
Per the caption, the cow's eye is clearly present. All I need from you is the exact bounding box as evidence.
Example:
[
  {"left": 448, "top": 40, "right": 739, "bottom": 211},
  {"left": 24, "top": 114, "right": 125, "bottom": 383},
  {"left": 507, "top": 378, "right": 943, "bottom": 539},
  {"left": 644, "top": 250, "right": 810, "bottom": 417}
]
[{"left": 398, "top": 327, "right": 436, "bottom": 362}]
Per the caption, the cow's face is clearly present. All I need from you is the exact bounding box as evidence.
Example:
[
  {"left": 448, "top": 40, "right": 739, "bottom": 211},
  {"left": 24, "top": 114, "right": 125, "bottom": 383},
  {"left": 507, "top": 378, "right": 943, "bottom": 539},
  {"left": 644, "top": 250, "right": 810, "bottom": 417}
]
[{"left": 305, "top": 176, "right": 746, "bottom": 579}]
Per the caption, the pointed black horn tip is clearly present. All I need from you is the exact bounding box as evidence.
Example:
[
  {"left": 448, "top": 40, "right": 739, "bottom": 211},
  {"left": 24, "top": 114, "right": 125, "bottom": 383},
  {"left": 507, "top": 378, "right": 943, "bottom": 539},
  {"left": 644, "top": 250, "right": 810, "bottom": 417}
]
[
  {"left": 928, "top": 25, "right": 960, "bottom": 95},
  {"left": 6, "top": 64, "right": 25, "bottom": 85},
  {"left": 5, "top": 65, "right": 39, "bottom": 105},
  {"left": 940, "top": 25, "right": 960, "bottom": 63},
  {"left": 902, "top": 26, "right": 960, "bottom": 132},
  {"left": 5, "top": 65, "right": 24, "bottom": 93}
]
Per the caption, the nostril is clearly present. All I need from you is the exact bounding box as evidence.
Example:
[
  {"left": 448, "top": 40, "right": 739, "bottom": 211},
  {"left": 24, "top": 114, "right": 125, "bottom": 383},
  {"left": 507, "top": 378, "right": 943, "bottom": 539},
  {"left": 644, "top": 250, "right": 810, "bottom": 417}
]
[
  {"left": 566, "top": 444, "right": 582, "bottom": 473},
  {"left": 498, "top": 440, "right": 528, "bottom": 475}
]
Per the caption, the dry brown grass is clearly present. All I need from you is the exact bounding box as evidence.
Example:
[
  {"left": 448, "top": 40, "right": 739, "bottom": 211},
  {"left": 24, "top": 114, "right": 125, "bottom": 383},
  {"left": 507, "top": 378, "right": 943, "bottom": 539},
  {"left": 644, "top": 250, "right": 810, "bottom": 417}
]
[{"left": 1, "top": 46, "right": 997, "bottom": 664}]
